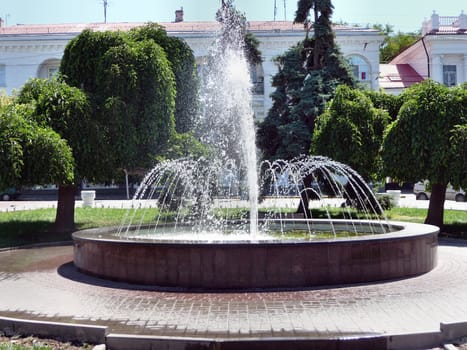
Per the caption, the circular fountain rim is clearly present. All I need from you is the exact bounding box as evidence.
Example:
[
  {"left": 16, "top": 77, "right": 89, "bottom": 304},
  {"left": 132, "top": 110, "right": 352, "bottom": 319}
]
[
  {"left": 72, "top": 219, "right": 439, "bottom": 245},
  {"left": 72, "top": 219, "right": 438, "bottom": 289}
]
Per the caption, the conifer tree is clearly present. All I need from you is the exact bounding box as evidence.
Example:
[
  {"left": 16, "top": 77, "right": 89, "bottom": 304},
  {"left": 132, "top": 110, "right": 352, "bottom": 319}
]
[{"left": 257, "top": 0, "right": 356, "bottom": 161}]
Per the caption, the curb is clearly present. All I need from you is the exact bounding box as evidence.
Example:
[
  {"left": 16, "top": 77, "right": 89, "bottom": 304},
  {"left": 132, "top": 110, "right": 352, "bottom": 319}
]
[
  {"left": 105, "top": 333, "right": 387, "bottom": 350},
  {"left": 389, "top": 331, "right": 442, "bottom": 350},
  {"left": 0, "top": 316, "right": 107, "bottom": 344},
  {"left": 388, "top": 321, "right": 467, "bottom": 350},
  {"left": 2, "top": 315, "right": 467, "bottom": 349}
]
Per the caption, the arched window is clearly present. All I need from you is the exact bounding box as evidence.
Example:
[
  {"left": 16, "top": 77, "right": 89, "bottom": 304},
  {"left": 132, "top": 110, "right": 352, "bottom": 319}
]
[
  {"left": 347, "top": 55, "right": 371, "bottom": 82},
  {"left": 37, "top": 59, "right": 61, "bottom": 79}
]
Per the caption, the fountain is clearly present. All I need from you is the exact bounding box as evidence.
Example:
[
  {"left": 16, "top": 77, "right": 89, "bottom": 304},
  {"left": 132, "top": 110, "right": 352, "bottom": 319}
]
[{"left": 72, "top": 3, "right": 438, "bottom": 290}]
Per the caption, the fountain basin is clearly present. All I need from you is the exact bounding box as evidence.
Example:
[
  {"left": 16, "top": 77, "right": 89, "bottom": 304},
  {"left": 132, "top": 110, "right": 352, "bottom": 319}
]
[{"left": 72, "top": 219, "right": 438, "bottom": 290}]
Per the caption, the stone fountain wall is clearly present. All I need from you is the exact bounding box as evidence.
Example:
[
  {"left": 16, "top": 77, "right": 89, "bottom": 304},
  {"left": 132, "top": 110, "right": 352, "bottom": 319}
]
[{"left": 73, "top": 222, "right": 438, "bottom": 290}]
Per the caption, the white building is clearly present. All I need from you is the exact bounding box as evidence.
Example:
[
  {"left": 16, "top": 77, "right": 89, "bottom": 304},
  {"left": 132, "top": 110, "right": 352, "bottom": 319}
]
[
  {"left": 380, "top": 11, "right": 467, "bottom": 94},
  {"left": 0, "top": 16, "right": 383, "bottom": 120}
]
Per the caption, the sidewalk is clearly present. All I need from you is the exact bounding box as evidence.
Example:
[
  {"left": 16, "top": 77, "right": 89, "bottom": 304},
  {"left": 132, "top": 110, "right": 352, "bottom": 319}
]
[
  {"left": 0, "top": 199, "right": 159, "bottom": 212},
  {"left": 1, "top": 194, "right": 466, "bottom": 213},
  {"left": 1, "top": 195, "right": 467, "bottom": 349},
  {"left": 1, "top": 240, "right": 467, "bottom": 349}
]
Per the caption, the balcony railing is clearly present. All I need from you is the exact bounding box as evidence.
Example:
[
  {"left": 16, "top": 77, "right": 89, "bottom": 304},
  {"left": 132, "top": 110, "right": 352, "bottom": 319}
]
[{"left": 422, "top": 11, "right": 467, "bottom": 35}]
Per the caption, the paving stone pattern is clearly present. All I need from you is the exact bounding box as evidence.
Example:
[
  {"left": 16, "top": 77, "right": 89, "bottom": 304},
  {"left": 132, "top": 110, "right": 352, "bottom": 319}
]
[{"left": 1, "top": 242, "right": 467, "bottom": 338}]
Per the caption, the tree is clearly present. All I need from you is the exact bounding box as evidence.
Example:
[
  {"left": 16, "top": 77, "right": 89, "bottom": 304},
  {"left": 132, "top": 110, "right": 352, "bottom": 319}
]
[
  {"left": 379, "top": 30, "right": 420, "bottom": 64},
  {"left": 257, "top": 0, "right": 356, "bottom": 161},
  {"left": 129, "top": 23, "right": 199, "bottom": 134},
  {"left": 382, "top": 80, "right": 467, "bottom": 227},
  {"left": 244, "top": 31, "right": 263, "bottom": 66},
  {"left": 94, "top": 38, "right": 176, "bottom": 170},
  {"left": 34, "top": 27, "right": 177, "bottom": 232},
  {"left": 312, "top": 85, "right": 390, "bottom": 181},
  {"left": 364, "top": 89, "right": 403, "bottom": 121},
  {"left": 0, "top": 100, "right": 74, "bottom": 192},
  {"left": 257, "top": 42, "right": 308, "bottom": 160},
  {"left": 16, "top": 78, "right": 95, "bottom": 232},
  {"left": 295, "top": 0, "right": 335, "bottom": 70},
  {"left": 60, "top": 29, "right": 126, "bottom": 95}
]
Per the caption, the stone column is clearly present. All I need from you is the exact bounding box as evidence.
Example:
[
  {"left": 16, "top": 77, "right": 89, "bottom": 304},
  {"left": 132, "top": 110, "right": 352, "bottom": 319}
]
[
  {"left": 262, "top": 56, "right": 279, "bottom": 114},
  {"left": 460, "top": 11, "right": 467, "bottom": 31},
  {"left": 431, "top": 55, "right": 443, "bottom": 83},
  {"left": 431, "top": 11, "right": 440, "bottom": 32},
  {"left": 464, "top": 54, "right": 467, "bottom": 84},
  {"left": 371, "top": 62, "right": 379, "bottom": 90}
]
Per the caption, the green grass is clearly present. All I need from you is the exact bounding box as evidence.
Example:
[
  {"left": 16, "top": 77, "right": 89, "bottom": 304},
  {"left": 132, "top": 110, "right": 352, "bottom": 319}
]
[
  {"left": 386, "top": 207, "right": 467, "bottom": 237},
  {"left": 385, "top": 207, "right": 427, "bottom": 223},
  {"left": 386, "top": 207, "right": 467, "bottom": 224},
  {"left": 0, "top": 207, "right": 159, "bottom": 248},
  {"left": 1, "top": 206, "right": 467, "bottom": 248}
]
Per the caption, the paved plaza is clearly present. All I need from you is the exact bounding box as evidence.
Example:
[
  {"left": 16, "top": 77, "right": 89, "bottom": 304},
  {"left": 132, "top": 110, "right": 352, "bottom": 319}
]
[
  {"left": 1, "top": 239, "right": 467, "bottom": 348},
  {"left": 1, "top": 199, "right": 467, "bottom": 348}
]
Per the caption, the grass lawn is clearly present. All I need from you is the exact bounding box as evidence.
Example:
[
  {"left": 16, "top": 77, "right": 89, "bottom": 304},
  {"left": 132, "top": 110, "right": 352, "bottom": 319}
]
[
  {"left": 1, "top": 206, "right": 466, "bottom": 248},
  {"left": 386, "top": 207, "right": 467, "bottom": 237},
  {"left": 0, "top": 207, "right": 158, "bottom": 248}
]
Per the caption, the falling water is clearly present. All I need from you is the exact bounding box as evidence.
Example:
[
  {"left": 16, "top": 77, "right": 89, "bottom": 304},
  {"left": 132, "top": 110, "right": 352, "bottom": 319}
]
[
  {"left": 197, "top": 3, "right": 259, "bottom": 235},
  {"left": 118, "top": 3, "right": 389, "bottom": 240}
]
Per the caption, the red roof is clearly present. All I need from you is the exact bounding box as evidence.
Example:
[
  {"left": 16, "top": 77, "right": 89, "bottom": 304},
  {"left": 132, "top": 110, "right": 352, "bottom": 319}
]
[{"left": 379, "top": 64, "right": 424, "bottom": 90}]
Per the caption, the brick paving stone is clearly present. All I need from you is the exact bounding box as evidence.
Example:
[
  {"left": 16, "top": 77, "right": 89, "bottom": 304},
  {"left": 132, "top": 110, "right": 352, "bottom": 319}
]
[{"left": 1, "top": 241, "right": 467, "bottom": 339}]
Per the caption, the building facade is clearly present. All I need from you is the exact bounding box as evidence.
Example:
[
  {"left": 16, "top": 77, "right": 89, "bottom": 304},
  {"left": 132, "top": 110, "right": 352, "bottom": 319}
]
[
  {"left": 380, "top": 11, "right": 467, "bottom": 94},
  {"left": 0, "top": 20, "right": 383, "bottom": 120}
]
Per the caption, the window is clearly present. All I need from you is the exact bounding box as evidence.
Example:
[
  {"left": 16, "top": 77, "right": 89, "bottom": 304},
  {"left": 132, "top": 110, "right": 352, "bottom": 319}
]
[
  {"left": 347, "top": 55, "right": 370, "bottom": 82},
  {"left": 37, "top": 59, "right": 60, "bottom": 80},
  {"left": 0, "top": 65, "right": 5, "bottom": 87},
  {"left": 443, "top": 65, "right": 457, "bottom": 87},
  {"left": 250, "top": 63, "right": 264, "bottom": 95},
  {"left": 48, "top": 67, "right": 59, "bottom": 78}
]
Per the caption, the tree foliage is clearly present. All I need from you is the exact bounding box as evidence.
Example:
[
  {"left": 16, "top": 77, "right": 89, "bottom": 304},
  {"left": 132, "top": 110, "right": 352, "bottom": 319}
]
[
  {"left": 257, "top": 42, "right": 308, "bottom": 160},
  {"left": 379, "top": 30, "right": 420, "bottom": 64},
  {"left": 382, "top": 80, "right": 467, "bottom": 226},
  {"left": 61, "top": 28, "right": 177, "bottom": 175},
  {"left": 244, "top": 31, "right": 263, "bottom": 66},
  {"left": 0, "top": 101, "right": 74, "bottom": 189},
  {"left": 96, "top": 38, "right": 176, "bottom": 171},
  {"left": 129, "top": 23, "right": 199, "bottom": 134},
  {"left": 13, "top": 78, "right": 95, "bottom": 232},
  {"left": 257, "top": 0, "right": 356, "bottom": 161},
  {"left": 60, "top": 29, "right": 126, "bottom": 95},
  {"left": 16, "top": 78, "right": 97, "bottom": 180},
  {"left": 312, "top": 85, "right": 390, "bottom": 180},
  {"left": 364, "top": 89, "right": 403, "bottom": 121},
  {"left": 295, "top": 0, "right": 335, "bottom": 70},
  {"left": 34, "top": 25, "right": 186, "bottom": 231}
]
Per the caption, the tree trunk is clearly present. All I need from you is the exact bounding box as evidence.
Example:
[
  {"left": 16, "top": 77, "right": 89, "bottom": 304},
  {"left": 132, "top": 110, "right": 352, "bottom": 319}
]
[
  {"left": 425, "top": 182, "right": 447, "bottom": 228},
  {"left": 296, "top": 174, "right": 320, "bottom": 218},
  {"left": 54, "top": 184, "right": 77, "bottom": 233}
]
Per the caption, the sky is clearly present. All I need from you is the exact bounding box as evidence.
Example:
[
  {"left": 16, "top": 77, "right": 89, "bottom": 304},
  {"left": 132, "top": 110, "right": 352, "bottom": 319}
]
[{"left": 1, "top": 0, "right": 465, "bottom": 33}]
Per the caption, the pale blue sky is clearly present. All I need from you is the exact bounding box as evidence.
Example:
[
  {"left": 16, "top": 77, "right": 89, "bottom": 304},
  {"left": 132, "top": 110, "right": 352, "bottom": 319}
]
[{"left": 2, "top": 0, "right": 465, "bottom": 33}]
